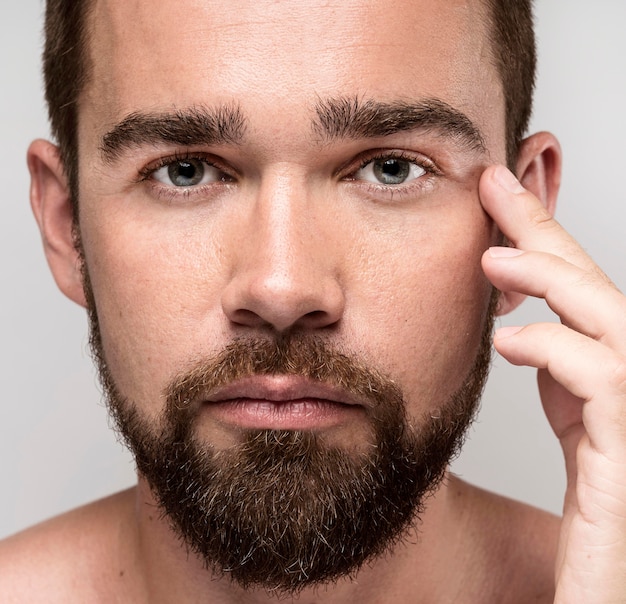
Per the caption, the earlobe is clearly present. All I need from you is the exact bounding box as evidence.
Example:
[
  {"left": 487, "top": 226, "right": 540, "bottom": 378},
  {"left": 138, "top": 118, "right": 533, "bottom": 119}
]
[
  {"left": 28, "top": 139, "right": 87, "bottom": 308},
  {"left": 495, "top": 289, "right": 526, "bottom": 317},
  {"left": 495, "top": 132, "right": 562, "bottom": 316}
]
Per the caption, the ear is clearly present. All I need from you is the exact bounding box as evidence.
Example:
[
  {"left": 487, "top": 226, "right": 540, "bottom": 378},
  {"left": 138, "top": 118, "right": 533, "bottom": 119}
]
[
  {"left": 496, "top": 131, "right": 562, "bottom": 316},
  {"left": 28, "top": 139, "right": 87, "bottom": 307}
]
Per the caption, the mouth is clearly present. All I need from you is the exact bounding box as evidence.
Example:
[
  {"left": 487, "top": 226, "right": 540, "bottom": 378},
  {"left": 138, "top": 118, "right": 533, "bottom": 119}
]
[{"left": 202, "top": 374, "right": 368, "bottom": 431}]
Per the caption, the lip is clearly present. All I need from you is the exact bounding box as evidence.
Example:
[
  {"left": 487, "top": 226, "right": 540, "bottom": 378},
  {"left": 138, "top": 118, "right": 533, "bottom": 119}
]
[
  {"left": 202, "top": 375, "right": 368, "bottom": 431},
  {"left": 205, "top": 374, "right": 367, "bottom": 407}
]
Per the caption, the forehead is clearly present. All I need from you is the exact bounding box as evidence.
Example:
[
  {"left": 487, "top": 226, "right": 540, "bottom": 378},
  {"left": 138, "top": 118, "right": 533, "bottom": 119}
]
[{"left": 84, "top": 0, "right": 502, "bottom": 150}]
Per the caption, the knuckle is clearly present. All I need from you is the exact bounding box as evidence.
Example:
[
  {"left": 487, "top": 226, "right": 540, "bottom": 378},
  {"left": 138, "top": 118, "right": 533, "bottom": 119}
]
[
  {"left": 608, "top": 357, "right": 626, "bottom": 394},
  {"left": 527, "top": 203, "right": 555, "bottom": 230},
  {"left": 573, "top": 268, "right": 607, "bottom": 292}
]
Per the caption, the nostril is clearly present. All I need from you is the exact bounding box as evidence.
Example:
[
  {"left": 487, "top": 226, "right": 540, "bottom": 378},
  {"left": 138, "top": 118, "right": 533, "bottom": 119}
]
[
  {"left": 230, "top": 308, "right": 267, "bottom": 328},
  {"left": 221, "top": 270, "right": 346, "bottom": 333},
  {"left": 302, "top": 310, "right": 335, "bottom": 326}
]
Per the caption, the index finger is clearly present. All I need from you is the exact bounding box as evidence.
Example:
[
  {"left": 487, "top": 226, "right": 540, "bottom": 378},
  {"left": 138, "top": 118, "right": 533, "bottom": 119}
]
[{"left": 479, "top": 164, "right": 609, "bottom": 280}]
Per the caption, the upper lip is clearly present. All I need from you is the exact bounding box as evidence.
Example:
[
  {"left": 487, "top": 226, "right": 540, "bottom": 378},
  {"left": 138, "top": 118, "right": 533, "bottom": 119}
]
[{"left": 204, "top": 374, "right": 368, "bottom": 407}]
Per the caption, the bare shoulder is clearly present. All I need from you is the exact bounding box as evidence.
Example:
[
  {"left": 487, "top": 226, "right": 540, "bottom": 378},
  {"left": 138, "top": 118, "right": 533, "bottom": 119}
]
[
  {"left": 0, "top": 489, "right": 138, "bottom": 603},
  {"left": 448, "top": 475, "right": 560, "bottom": 604}
]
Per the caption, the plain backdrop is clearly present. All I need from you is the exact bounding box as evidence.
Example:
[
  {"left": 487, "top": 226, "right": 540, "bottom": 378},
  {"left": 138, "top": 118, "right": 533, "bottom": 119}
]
[{"left": 1, "top": 2, "right": 625, "bottom": 539}]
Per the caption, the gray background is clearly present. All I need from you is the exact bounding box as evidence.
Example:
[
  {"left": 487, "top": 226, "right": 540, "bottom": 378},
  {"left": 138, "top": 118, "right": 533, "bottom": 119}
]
[{"left": 1, "top": 2, "right": 625, "bottom": 539}]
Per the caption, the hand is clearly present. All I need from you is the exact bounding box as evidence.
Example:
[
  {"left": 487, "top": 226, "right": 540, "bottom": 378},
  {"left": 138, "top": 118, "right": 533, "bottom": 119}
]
[{"left": 480, "top": 165, "right": 626, "bottom": 603}]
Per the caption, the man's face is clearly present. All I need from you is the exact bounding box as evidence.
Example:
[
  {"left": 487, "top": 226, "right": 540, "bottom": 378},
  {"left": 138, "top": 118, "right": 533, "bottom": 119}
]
[{"left": 72, "top": 0, "right": 505, "bottom": 591}]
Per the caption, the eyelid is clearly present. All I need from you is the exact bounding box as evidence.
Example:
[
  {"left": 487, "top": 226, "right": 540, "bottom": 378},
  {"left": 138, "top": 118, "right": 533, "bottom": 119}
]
[
  {"left": 336, "top": 148, "right": 442, "bottom": 203},
  {"left": 134, "top": 151, "right": 238, "bottom": 204},
  {"left": 137, "top": 151, "right": 238, "bottom": 183},
  {"left": 340, "top": 149, "right": 442, "bottom": 182}
]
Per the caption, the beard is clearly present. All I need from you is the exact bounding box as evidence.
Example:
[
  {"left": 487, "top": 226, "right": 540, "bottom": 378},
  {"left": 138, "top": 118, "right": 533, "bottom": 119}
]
[{"left": 82, "top": 263, "right": 495, "bottom": 596}]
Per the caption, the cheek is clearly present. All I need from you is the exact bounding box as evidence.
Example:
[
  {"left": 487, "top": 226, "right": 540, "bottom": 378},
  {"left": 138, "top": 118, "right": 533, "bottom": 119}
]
[
  {"left": 79, "top": 204, "right": 231, "bottom": 410},
  {"left": 347, "top": 199, "right": 495, "bottom": 408},
  {"left": 78, "top": 182, "right": 496, "bottom": 418}
]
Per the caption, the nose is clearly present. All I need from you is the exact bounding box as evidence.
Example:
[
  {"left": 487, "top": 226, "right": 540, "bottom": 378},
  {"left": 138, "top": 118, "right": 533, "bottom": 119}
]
[{"left": 220, "top": 175, "right": 346, "bottom": 333}]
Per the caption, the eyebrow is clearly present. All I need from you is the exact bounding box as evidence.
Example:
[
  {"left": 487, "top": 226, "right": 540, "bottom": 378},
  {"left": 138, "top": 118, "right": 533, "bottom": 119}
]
[
  {"left": 99, "top": 96, "right": 486, "bottom": 163},
  {"left": 100, "top": 104, "right": 247, "bottom": 163},
  {"left": 312, "top": 96, "right": 487, "bottom": 153}
]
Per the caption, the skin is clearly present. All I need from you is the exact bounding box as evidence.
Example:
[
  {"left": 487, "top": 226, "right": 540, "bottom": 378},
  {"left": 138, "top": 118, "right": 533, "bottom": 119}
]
[{"left": 3, "top": 0, "right": 626, "bottom": 602}]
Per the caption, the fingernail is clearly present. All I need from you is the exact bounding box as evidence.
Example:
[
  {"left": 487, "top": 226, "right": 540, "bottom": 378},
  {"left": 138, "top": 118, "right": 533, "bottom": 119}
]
[
  {"left": 488, "top": 246, "right": 524, "bottom": 258},
  {"left": 495, "top": 325, "right": 523, "bottom": 339},
  {"left": 493, "top": 165, "right": 525, "bottom": 194}
]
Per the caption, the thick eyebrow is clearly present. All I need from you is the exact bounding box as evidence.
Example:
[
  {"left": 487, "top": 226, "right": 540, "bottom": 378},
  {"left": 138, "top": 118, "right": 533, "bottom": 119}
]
[
  {"left": 100, "top": 104, "right": 247, "bottom": 163},
  {"left": 312, "top": 96, "right": 487, "bottom": 153}
]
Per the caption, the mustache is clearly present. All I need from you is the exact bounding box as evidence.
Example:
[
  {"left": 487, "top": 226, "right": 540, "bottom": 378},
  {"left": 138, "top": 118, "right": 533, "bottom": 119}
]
[{"left": 163, "top": 335, "right": 405, "bottom": 428}]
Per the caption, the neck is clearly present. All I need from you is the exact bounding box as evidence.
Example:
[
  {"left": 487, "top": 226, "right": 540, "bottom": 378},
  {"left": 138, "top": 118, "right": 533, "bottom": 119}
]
[{"left": 126, "top": 473, "right": 471, "bottom": 604}]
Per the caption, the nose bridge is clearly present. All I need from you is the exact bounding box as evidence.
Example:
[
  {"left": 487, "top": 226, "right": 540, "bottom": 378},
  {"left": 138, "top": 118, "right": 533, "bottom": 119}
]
[
  {"left": 221, "top": 167, "right": 345, "bottom": 332},
  {"left": 255, "top": 172, "right": 314, "bottom": 281}
]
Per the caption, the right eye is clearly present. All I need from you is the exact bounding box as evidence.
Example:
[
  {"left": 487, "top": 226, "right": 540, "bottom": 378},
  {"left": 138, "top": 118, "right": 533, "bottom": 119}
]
[{"left": 152, "top": 158, "right": 230, "bottom": 187}]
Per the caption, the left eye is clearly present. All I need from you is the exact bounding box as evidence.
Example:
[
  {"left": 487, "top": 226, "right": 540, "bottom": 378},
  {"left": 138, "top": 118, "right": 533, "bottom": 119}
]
[
  {"left": 355, "top": 157, "right": 426, "bottom": 185},
  {"left": 152, "top": 159, "right": 228, "bottom": 187}
]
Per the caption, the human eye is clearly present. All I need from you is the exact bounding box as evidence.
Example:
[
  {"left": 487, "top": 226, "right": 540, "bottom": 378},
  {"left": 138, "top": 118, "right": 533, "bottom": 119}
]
[
  {"left": 342, "top": 149, "right": 441, "bottom": 200},
  {"left": 353, "top": 153, "right": 431, "bottom": 186},
  {"left": 149, "top": 156, "right": 232, "bottom": 188},
  {"left": 136, "top": 153, "right": 236, "bottom": 202}
]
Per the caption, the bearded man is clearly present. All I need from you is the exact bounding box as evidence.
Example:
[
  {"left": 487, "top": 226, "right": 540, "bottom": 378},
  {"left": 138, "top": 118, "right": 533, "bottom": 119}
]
[{"left": 2, "top": 1, "right": 626, "bottom": 602}]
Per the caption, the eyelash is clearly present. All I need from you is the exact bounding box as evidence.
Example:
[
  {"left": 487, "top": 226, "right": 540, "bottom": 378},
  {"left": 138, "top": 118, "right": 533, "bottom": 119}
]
[
  {"left": 138, "top": 151, "right": 235, "bottom": 201},
  {"left": 344, "top": 150, "right": 440, "bottom": 197},
  {"left": 137, "top": 149, "right": 440, "bottom": 202}
]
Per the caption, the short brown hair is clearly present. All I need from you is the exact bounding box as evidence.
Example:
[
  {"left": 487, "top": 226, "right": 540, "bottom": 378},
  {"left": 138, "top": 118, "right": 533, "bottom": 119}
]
[
  {"left": 485, "top": 0, "right": 537, "bottom": 166},
  {"left": 43, "top": 0, "right": 95, "bottom": 214},
  {"left": 42, "top": 0, "right": 536, "bottom": 214}
]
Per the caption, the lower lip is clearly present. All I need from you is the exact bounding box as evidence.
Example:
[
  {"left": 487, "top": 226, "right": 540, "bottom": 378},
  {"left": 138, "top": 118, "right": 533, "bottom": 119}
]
[{"left": 205, "top": 398, "right": 362, "bottom": 431}]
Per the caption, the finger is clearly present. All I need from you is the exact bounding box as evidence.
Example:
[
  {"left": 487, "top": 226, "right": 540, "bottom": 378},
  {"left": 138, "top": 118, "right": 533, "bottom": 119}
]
[
  {"left": 479, "top": 165, "right": 612, "bottom": 282},
  {"left": 483, "top": 248, "right": 626, "bottom": 352},
  {"left": 537, "top": 367, "right": 585, "bottom": 483},
  {"left": 495, "top": 323, "right": 626, "bottom": 456},
  {"left": 536, "top": 369, "right": 598, "bottom": 523}
]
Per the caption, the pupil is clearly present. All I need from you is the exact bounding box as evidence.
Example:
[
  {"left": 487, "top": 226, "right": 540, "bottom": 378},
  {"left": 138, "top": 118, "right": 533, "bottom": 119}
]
[
  {"left": 169, "top": 159, "right": 203, "bottom": 186},
  {"left": 374, "top": 159, "right": 410, "bottom": 184},
  {"left": 178, "top": 161, "right": 196, "bottom": 179},
  {"left": 383, "top": 160, "right": 401, "bottom": 176}
]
